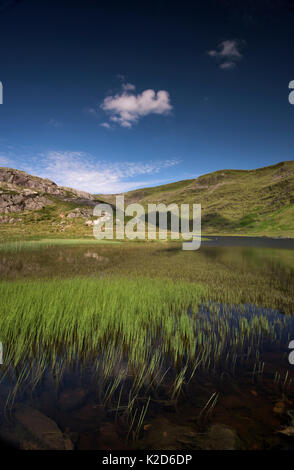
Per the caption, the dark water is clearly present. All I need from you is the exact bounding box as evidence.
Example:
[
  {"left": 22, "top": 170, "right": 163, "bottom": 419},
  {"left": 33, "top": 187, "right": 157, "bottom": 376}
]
[
  {"left": 0, "top": 241, "right": 294, "bottom": 451},
  {"left": 203, "top": 235, "right": 294, "bottom": 250}
]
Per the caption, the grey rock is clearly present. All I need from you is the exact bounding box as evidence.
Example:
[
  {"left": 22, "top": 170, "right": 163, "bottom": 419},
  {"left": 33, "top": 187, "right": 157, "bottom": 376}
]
[
  {"left": 0, "top": 168, "right": 61, "bottom": 194},
  {"left": 14, "top": 405, "right": 73, "bottom": 450},
  {"left": 0, "top": 168, "right": 95, "bottom": 214},
  {"left": 0, "top": 189, "right": 53, "bottom": 213},
  {"left": 67, "top": 207, "right": 93, "bottom": 218},
  {"left": 176, "top": 424, "right": 241, "bottom": 450},
  {"left": 197, "top": 424, "right": 240, "bottom": 450},
  {"left": 61, "top": 186, "right": 95, "bottom": 200}
]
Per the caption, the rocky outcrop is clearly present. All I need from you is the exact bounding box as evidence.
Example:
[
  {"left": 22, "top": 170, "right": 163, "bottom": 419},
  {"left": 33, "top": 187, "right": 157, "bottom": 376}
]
[
  {"left": 0, "top": 189, "right": 52, "bottom": 213},
  {"left": 66, "top": 207, "right": 93, "bottom": 218},
  {"left": 0, "top": 167, "right": 95, "bottom": 197},
  {"left": 0, "top": 168, "right": 63, "bottom": 195},
  {"left": 62, "top": 186, "right": 95, "bottom": 201},
  {"left": 0, "top": 167, "right": 96, "bottom": 214}
]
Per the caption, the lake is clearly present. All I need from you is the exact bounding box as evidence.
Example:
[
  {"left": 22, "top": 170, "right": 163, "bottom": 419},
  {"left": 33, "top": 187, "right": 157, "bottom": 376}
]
[{"left": 0, "top": 239, "right": 293, "bottom": 450}]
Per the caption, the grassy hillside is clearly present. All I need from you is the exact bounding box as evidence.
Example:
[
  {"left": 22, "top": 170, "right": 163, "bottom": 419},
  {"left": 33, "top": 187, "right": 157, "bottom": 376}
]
[
  {"left": 0, "top": 161, "right": 293, "bottom": 240},
  {"left": 100, "top": 161, "right": 294, "bottom": 237},
  {"left": 0, "top": 195, "right": 99, "bottom": 241}
]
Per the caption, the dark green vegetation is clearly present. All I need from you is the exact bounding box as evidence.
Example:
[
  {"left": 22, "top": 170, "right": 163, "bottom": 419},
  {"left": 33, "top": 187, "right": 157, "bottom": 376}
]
[{"left": 101, "top": 160, "right": 294, "bottom": 237}]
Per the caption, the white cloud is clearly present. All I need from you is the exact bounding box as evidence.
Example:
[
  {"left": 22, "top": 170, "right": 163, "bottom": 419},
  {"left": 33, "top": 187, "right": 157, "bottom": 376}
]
[
  {"left": 100, "top": 122, "right": 111, "bottom": 129},
  {"left": 219, "top": 61, "right": 236, "bottom": 70},
  {"left": 208, "top": 39, "right": 245, "bottom": 70},
  {"left": 122, "top": 82, "right": 136, "bottom": 91},
  {"left": 100, "top": 85, "right": 173, "bottom": 128},
  {"left": 28, "top": 151, "right": 180, "bottom": 194}
]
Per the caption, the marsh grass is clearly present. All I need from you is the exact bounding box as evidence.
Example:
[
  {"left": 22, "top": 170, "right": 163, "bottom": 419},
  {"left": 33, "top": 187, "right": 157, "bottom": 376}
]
[
  {"left": 0, "top": 242, "right": 293, "bottom": 439},
  {"left": 0, "top": 238, "right": 120, "bottom": 252},
  {"left": 0, "top": 276, "right": 293, "bottom": 416},
  {"left": 0, "top": 277, "right": 204, "bottom": 368},
  {"left": 2, "top": 241, "right": 292, "bottom": 314}
]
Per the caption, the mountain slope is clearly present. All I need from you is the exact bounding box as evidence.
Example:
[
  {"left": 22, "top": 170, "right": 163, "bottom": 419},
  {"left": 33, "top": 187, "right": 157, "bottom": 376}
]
[
  {"left": 1, "top": 161, "right": 293, "bottom": 239},
  {"left": 101, "top": 161, "right": 294, "bottom": 236},
  {"left": 0, "top": 168, "right": 100, "bottom": 240}
]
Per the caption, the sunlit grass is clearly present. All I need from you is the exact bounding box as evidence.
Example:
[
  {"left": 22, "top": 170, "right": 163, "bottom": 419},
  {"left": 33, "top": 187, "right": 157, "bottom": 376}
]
[
  {"left": 0, "top": 277, "right": 204, "bottom": 367},
  {"left": 0, "top": 238, "right": 120, "bottom": 252},
  {"left": 0, "top": 276, "right": 292, "bottom": 408}
]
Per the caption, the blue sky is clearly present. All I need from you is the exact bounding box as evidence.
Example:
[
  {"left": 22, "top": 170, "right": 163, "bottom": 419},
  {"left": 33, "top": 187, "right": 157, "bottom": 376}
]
[{"left": 0, "top": 0, "right": 294, "bottom": 193}]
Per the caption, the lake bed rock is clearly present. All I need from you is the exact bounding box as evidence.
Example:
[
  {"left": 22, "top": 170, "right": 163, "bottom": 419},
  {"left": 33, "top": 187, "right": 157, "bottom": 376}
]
[
  {"left": 198, "top": 423, "right": 240, "bottom": 450},
  {"left": 14, "top": 405, "right": 73, "bottom": 450}
]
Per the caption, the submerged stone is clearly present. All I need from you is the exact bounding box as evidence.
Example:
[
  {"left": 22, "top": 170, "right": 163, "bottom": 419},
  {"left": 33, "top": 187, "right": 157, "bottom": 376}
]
[
  {"left": 200, "top": 423, "right": 240, "bottom": 450},
  {"left": 14, "top": 405, "right": 74, "bottom": 450}
]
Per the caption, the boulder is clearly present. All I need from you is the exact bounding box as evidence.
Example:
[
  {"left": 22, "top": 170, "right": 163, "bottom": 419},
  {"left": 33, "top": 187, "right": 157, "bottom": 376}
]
[
  {"left": 0, "top": 191, "right": 52, "bottom": 213},
  {"left": 143, "top": 419, "right": 241, "bottom": 451},
  {"left": 67, "top": 207, "right": 93, "bottom": 218},
  {"left": 198, "top": 423, "right": 240, "bottom": 450},
  {"left": 14, "top": 406, "right": 73, "bottom": 450}
]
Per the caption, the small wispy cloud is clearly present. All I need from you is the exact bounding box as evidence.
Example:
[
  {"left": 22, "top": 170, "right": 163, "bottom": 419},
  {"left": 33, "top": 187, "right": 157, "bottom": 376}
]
[
  {"left": 122, "top": 82, "right": 136, "bottom": 92},
  {"left": 100, "top": 122, "right": 111, "bottom": 129},
  {"left": 207, "top": 39, "right": 245, "bottom": 70},
  {"left": 48, "top": 118, "right": 62, "bottom": 128},
  {"left": 27, "top": 151, "right": 180, "bottom": 194},
  {"left": 99, "top": 82, "right": 173, "bottom": 129},
  {"left": 83, "top": 106, "right": 99, "bottom": 117}
]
